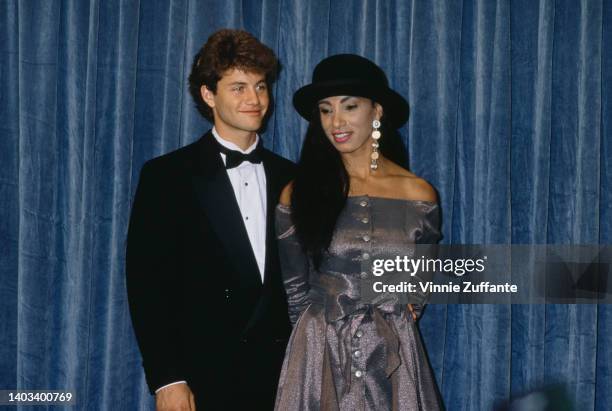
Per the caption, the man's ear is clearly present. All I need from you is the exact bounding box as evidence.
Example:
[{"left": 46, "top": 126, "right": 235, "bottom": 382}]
[{"left": 201, "top": 85, "right": 215, "bottom": 108}]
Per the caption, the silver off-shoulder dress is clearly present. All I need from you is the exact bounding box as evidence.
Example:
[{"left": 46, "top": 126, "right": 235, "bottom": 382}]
[{"left": 274, "top": 196, "right": 443, "bottom": 411}]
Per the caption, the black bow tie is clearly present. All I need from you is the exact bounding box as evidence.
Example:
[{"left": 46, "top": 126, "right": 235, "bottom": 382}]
[{"left": 217, "top": 142, "right": 263, "bottom": 169}]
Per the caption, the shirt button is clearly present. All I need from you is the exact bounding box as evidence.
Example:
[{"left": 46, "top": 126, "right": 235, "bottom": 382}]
[
  {"left": 360, "top": 200, "right": 368, "bottom": 207},
  {"left": 361, "top": 217, "right": 369, "bottom": 224},
  {"left": 355, "top": 330, "right": 363, "bottom": 338},
  {"left": 355, "top": 370, "right": 363, "bottom": 378},
  {"left": 362, "top": 253, "right": 370, "bottom": 260},
  {"left": 354, "top": 350, "right": 361, "bottom": 358},
  {"left": 363, "top": 235, "right": 370, "bottom": 242},
  {"left": 244, "top": 182, "right": 248, "bottom": 186},
  {"left": 360, "top": 272, "right": 368, "bottom": 279}
]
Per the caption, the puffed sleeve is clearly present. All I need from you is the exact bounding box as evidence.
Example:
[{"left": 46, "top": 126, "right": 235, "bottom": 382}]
[
  {"left": 275, "top": 204, "right": 311, "bottom": 325},
  {"left": 416, "top": 202, "right": 442, "bottom": 245},
  {"left": 411, "top": 202, "right": 442, "bottom": 319}
]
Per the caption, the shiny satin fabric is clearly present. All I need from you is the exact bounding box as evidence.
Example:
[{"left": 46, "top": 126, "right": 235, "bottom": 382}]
[{"left": 275, "top": 196, "right": 443, "bottom": 410}]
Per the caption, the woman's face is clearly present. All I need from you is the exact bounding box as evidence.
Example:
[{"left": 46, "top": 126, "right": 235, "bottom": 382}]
[{"left": 317, "top": 96, "right": 383, "bottom": 154}]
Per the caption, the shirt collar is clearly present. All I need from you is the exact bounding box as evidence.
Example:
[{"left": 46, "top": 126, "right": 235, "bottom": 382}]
[{"left": 212, "top": 127, "right": 259, "bottom": 154}]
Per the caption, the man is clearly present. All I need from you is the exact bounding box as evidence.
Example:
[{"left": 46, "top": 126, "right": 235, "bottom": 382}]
[{"left": 126, "top": 29, "right": 294, "bottom": 410}]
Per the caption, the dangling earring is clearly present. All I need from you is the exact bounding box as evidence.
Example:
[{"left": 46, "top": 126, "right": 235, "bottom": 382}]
[{"left": 370, "top": 119, "right": 381, "bottom": 170}]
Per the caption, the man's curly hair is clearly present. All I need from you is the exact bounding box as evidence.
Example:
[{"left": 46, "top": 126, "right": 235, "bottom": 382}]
[{"left": 188, "top": 29, "right": 279, "bottom": 121}]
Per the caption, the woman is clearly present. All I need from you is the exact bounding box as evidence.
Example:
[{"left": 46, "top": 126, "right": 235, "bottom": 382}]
[{"left": 275, "top": 54, "right": 443, "bottom": 410}]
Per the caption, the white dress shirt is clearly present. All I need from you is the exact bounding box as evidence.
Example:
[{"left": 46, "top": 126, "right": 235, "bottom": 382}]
[
  {"left": 212, "top": 127, "right": 267, "bottom": 280},
  {"left": 155, "top": 128, "right": 268, "bottom": 394}
]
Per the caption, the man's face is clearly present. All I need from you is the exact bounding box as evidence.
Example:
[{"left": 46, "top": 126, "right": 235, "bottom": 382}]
[{"left": 201, "top": 69, "right": 269, "bottom": 138}]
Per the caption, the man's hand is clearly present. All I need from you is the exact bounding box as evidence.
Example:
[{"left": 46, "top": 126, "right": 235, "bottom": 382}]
[{"left": 156, "top": 383, "right": 196, "bottom": 411}]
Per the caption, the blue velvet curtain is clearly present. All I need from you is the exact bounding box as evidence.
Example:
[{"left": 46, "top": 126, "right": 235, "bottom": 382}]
[{"left": 1, "top": 0, "right": 610, "bottom": 409}]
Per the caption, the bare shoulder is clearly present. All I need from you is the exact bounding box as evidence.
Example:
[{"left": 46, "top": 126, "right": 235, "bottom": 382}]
[
  {"left": 279, "top": 181, "right": 294, "bottom": 206},
  {"left": 401, "top": 176, "right": 438, "bottom": 202},
  {"left": 384, "top": 163, "right": 437, "bottom": 202}
]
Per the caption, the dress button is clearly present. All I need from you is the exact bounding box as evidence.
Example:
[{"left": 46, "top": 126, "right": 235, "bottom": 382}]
[
  {"left": 355, "top": 370, "right": 363, "bottom": 378},
  {"left": 355, "top": 330, "right": 363, "bottom": 338},
  {"left": 360, "top": 200, "right": 368, "bottom": 207},
  {"left": 362, "top": 253, "right": 370, "bottom": 260},
  {"left": 354, "top": 350, "right": 361, "bottom": 358},
  {"left": 361, "top": 217, "right": 369, "bottom": 224},
  {"left": 363, "top": 235, "right": 370, "bottom": 242}
]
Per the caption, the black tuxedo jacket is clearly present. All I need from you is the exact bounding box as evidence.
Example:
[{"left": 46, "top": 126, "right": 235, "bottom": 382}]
[{"left": 126, "top": 131, "right": 295, "bottom": 410}]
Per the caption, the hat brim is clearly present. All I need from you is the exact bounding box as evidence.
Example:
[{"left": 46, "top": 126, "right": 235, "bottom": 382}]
[{"left": 293, "top": 79, "right": 409, "bottom": 127}]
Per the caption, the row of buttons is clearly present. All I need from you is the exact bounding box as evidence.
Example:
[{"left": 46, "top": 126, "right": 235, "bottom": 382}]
[
  {"left": 243, "top": 179, "right": 251, "bottom": 220},
  {"left": 353, "top": 329, "right": 364, "bottom": 378},
  {"left": 355, "top": 198, "right": 369, "bottom": 379}
]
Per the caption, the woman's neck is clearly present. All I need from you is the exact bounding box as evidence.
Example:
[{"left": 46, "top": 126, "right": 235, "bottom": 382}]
[{"left": 342, "top": 146, "right": 382, "bottom": 180}]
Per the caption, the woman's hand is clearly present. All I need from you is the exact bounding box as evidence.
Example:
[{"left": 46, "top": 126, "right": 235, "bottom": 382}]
[{"left": 407, "top": 304, "right": 417, "bottom": 322}]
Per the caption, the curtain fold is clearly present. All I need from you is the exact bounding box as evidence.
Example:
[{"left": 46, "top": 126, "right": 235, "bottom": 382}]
[
  {"left": 1, "top": 1, "right": 610, "bottom": 409},
  {"left": 509, "top": 0, "right": 553, "bottom": 404},
  {"left": 596, "top": 4, "right": 612, "bottom": 409},
  {"left": 0, "top": 0, "right": 20, "bottom": 397}
]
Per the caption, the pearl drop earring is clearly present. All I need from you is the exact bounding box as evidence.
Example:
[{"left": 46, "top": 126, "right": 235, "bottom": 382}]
[{"left": 370, "top": 119, "right": 381, "bottom": 170}]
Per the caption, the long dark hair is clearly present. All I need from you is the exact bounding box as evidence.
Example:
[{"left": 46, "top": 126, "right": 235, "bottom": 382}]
[{"left": 291, "top": 104, "right": 408, "bottom": 269}]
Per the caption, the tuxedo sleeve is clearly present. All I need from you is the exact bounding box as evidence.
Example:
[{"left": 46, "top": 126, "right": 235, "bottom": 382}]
[{"left": 126, "top": 161, "right": 185, "bottom": 394}]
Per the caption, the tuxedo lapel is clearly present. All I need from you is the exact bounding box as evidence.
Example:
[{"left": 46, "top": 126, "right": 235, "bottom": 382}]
[
  {"left": 191, "top": 132, "right": 262, "bottom": 289},
  {"left": 240, "top": 150, "right": 285, "bottom": 335}
]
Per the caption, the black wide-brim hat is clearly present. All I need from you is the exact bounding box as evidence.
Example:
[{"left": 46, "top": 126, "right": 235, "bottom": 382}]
[{"left": 293, "top": 54, "right": 409, "bottom": 127}]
